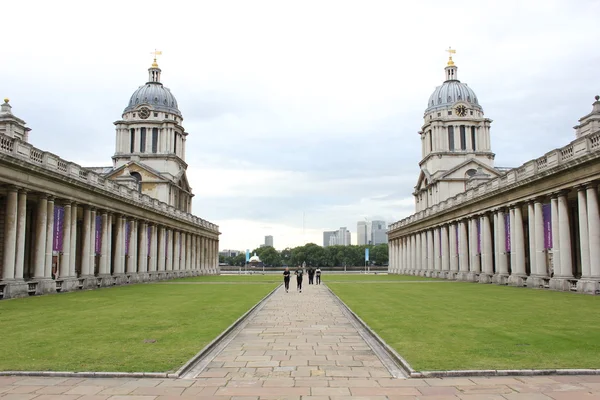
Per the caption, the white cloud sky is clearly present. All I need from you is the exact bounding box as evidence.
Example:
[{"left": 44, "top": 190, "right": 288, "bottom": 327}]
[{"left": 2, "top": 0, "right": 599, "bottom": 250}]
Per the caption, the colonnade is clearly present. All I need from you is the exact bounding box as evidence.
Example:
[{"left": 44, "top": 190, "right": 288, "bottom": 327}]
[
  {"left": 388, "top": 184, "right": 600, "bottom": 294},
  {"left": 0, "top": 186, "right": 219, "bottom": 299}
]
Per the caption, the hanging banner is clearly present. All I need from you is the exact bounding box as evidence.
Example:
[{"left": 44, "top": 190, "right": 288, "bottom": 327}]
[
  {"left": 365, "top": 248, "right": 369, "bottom": 262},
  {"left": 94, "top": 215, "right": 102, "bottom": 254},
  {"left": 147, "top": 226, "right": 152, "bottom": 255},
  {"left": 52, "top": 206, "right": 65, "bottom": 252},
  {"left": 245, "top": 249, "right": 250, "bottom": 262},
  {"left": 505, "top": 213, "right": 511, "bottom": 252},
  {"left": 477, "top": 219, "right": 481, "bottom": 254},
  {"left": 124, "top": 221, "right": 131, "bottom": 256},
  {"left": 543, "top": 203, "right": 552, "bottom": 249}
]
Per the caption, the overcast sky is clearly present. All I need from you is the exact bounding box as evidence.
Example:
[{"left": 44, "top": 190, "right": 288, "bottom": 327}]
[{"left": 2, "top": 0, "right": 599, "bottom": 251}]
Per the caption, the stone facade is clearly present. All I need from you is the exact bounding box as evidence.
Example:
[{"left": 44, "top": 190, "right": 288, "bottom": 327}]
[
  {"left": 388, "top": 58, "right": 600, "bottom": 295},
  {"left": 0, "top": 61, "right": 220, "bottom": 300}
]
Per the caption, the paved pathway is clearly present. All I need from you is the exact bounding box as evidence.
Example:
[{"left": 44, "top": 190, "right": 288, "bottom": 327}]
[{"left": 2, "top": 283, "right": 600, "bottom": 399}]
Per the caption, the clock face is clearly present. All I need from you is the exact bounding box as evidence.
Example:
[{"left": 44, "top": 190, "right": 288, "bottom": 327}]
[
  {"left": 139, "top": 107, "right": 150, "bottom": 119},
  {"left": 456, "top": 105, "right": 467, "bottom": 117}
]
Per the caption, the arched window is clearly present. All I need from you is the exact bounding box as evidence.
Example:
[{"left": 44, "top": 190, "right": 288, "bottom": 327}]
[{"left": 130, "top": 172, "right": 142, "bottom": 193}]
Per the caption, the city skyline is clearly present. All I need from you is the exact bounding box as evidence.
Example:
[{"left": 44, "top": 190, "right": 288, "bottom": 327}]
[{"left": 2, "top": 0, "right": 598, "bottom": 251}]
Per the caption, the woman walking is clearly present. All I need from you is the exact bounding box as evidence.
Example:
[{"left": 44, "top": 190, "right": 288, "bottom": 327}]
[
  {"left": 295, "top": 266, "right": 304, "bottom": 293},
  {"left": 283, "top": 267, "right": 291, "bottom": 293},
  {"left": 315, "top": 267, "right": 321, "bottom": 284}
]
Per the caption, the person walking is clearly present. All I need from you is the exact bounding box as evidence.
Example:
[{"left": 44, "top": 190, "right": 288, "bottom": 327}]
[
  {"left": 283, "top": 267, "right": 291, "bottom": 293},
  {"left": 295, "top": 266, "right": 304, "bottom": 292},
  {"left": 308, "top": 266, "right": 314, "bottom": 284},
  {"left": 315, "top": 267, "right": 321, "bottom": 285}
]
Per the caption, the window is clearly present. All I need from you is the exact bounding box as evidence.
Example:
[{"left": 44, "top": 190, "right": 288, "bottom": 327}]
[
  {"left": 471, "top": 126, "right": 476, "bottom": 150},
  {"left": 448, "top": 126, "right": 455, "bottom": 151},
  {"left": 154, "top": 112, "right": 158, "bottom": 117},
  {"left": 174, "top": 133, "right": 177, "bottom": 153},
  {"left": 140, "top": 128, "right": 146, "bottom": 153},
  {"left": 131, "top": 172, "right": 142, "bottom": 192},
  {"left": 130, "top": 129, "right": 135, "bottom": 153},
  {"left": 152, "top": 128, "right": 158, "bottom": 153},
  {"left": 470, "top": 110, "right": 473, "bottom": 115},
  {"left": 429, "top": 130, "right": 432, "bottom": 151},
  {"left": 448, "top": 111, "right": 452, "bottom": 116},
  {"left": 437, "top": 112, "right": 441, "bottom": 117},
  {"left": 460, "top": 125, "right": 466, "bottom": 150}
]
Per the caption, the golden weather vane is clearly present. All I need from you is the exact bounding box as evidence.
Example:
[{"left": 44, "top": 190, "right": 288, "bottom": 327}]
[
  {"left": 150, "top": 49, "right": 162, "bottom": 68},
  {"left": 446, "top": 47, "right": 456, "bottom": 66}
]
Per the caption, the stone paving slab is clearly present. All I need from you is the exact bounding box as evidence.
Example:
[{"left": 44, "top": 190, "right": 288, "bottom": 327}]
[{"left": 2, "top": 284, "right": 600, "bottom": 398}]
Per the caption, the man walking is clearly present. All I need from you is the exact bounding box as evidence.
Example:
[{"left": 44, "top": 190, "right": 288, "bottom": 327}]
[
  {"left": 308, "top": 266, "right": 314, "bottom": 284},
  {"left": 283, "top": 267, "right": 291, "bottom": 293},
  {"left": 315, "top": 267, "right": 321, "bottom": 285},
  {"left": 295, "top": 266, "right": 304, "bottom": 293}
]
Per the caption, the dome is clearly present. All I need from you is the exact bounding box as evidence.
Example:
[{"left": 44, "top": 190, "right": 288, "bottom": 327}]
[
  {"left": 124, "top": 82, "right": 181, "bottom": 116},
  {"left": 249, "top": 255, "right": 261, "bottom": 262},
  {"left": 425, "top": 80, "right": 482, "bottom": 114}
]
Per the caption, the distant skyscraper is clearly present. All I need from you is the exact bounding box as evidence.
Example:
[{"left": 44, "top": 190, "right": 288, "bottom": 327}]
[
  {"left": 371, "top": 220, "right": 388, "bottom": 245},
  {"left": 323, "top": 231, "right": 336, "bottom": 247},
  {"left": 357, "top": 221, "right": 368, "bottom": 245},
  {"left": 265, "top": 235, "right": 273, "bottom": 247}
]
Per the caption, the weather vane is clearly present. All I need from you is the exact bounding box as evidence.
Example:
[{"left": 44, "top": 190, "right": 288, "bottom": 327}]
[
  {"left": 150, "top": 49, "right": 162, "bottom": 68},
  {"left": 446, "top": 47, "right": 456, "bottom": 66}
]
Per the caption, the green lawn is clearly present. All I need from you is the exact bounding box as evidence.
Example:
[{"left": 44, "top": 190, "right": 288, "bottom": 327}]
[
  {"left": 321, "top": 274, "right": 437, "bottom": 282},
  {"left": 0, "top": 283, "right": 277, "bottom": 372},
  {"left": 328, "top": 281, "right": 600, "bottom": 371},
  {"left": 175, "top": 273, "right": 435, "bottom": 283}
]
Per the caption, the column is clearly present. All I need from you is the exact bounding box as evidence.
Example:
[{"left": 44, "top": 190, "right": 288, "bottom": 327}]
[
  {"left": 534, "top": 199, "right": 548, "bottom": 278},
  {"left": 69, "top": 203, "right": 78, "bottom": 277},
  {"left": 139, "top": 221, "right": 148, "bottom": 273},
  {"left": 190, "top": 234, "right": 196, "bottom": 273},
  {"left": 510, "top": 207, "right": 516, "bottom": 273},
  {"left": 415, "top": 233, "right": 422, "bottom": 273},
  {"left": 550, "top": 196, "right": 561, "bottom": 275},
  {"left": 513, "top": 205, "right": 526, "bottom": 276},
  {"left": 577, "top": 187, "right": 590, "bottom": 278},
  {"left": 158, "top": 226, "right": 166, "bottom": 271},
  {"left": 469, "top": 217, "right": 480, "bottom": 274},
  {"left": 449, "top": 223, "right": 458, "bottom": 275},
  {"left": 15, "top": 189, "right": 27, "bottom": 279},
  {"left": 587, "top": 184, "right": 600, "bottom": 279},
  {"left": 150, "top": 224, "right": 158, "bottom": 272},
  {"left": 174, "top": 231, "right": 181, "bottom": 271},
  {"left": 100, "top": 211, "right": 109, "bottom": 275},
  {"left": 426, "top": 230, "right": 434, "bottom": 272},
  {"left": 128, "top": 219, "right": 138, "bottom": 274},
  {"left": 113, "top": 215, "right": 123, "bottom": 274},
  {"left": 89, "top": 208, "right": 97, "bottom": 276},
  {"left": 181, "top": 232, "right": 188, "bottom": 271},
  {"left": 481, "top": 213, "right": 493, "bottom": 277},
  {"left": 441, "top": 225, "right": 450, "bottom": 274},
  {"left": 495, "top": 209, "right": 508, "bottom": 276},
  {"left": 527, "top": 202, "right": 537, "bottom": 276},
  {"left": 557, "top": 191, "right": 573, "bottom": 278},
  {"left": 422, "top": 231, "right": 428, "bottom": 273},
  {"left": 33, "top": 195, "right": 49, "bottom": 279},
  {"left": 60, "top": 202, "right": 71, "bottom": 278},
  {"left": 167, "top": 229, "right": 174, "bottom": 271},
  {"left": 187, "top": 233, "right": 192, "bottom": 271},
  {"left": 2, "top": 187, "right": 18, "bottom": 280},
  {"left": 458, "top": 220, "right": 469, "bottom": 275},
  {"left": 433, "top": 227, "right": 441, "bottom": 273},
  {"left": 44, "top": 197, "right": 55, "bottom": 278},
  {"left": 81, "top": 205, "right": 91, "bottom": 276}
]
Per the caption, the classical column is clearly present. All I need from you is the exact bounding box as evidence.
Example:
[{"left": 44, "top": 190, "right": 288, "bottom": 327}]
[
  {"left": 167, "top": 229, "right": 174, "bottom": 271},
  {"left": 534, "top": 200, "right": 548, "bottom": 279},
  {"left": 60, "top": 202, "right": 72, "bottom": 279},
  {"left": 426, "top": 230, "right": 434, "bottom": 273},
  {"left": 139, "top": 221, "right": 148, "bottom": 273},
  {"left": 128, "top": 219, "right": 138, "bottom": 274},
  {"left": 587, "top": 184, "right": 600, "bottom": 279},
  {"left": 181, "top": 232, "right": 188, "bottom": 271},
  {"left": 173, "top": 231, "right": 181, "bottom": 271},
  {"left": 421, "top": 231, "right": 427, "bottom": 274},
  {"left": 69, "top": 203, "right": 78, "bottom": 277},
  {"left": 441, "top": 225, "right": 449, "bottom": 275},
  {"left": 158, "top": 226, "right": 166, "bottom": 271},
  {"left": 513, "top": 205, "right": 526, "bottom": 277},
  {"left": 468, "top": 217, "right": 480, "bottom": 277},
  {"left": 481, "top": 213, "right": 493, "bottom": 281},
  {"left": 415, "top": 233, "right": 422, "bottom": 273},
  {"left": 81, "top": 205, "right": 91, "bottom": 276},
  {"left": 577, "top": 187, "right": 590, "bottom": 278},
  {"left": 449, "top": 223, "right": 458, "bottom": 276},
  {"left": 509, "top": 207, "right": 516, "bottom": 274},
  {"left": 2, "top": 186, "right": 18, "bottom": 280},
  {"left": 100, "top": 211, "right": 109, "bottom": 275},
  {"left": 44, "top": 196, "right": 55, "bottom": 279},
  {"left": 494, "top": 209, "right": 508, "bottom": 279},
  {"left": 89, "top": 208, "right": 97, "bottom": 276},
  {"left": 150, "top": 224, "right": 158, "bottom": 272},
  {"left": 550, "top": 195, "right": 561, "bottom": 276},
  {"left": 187, "top": 234, "right": 193, "bottom": 271},
  {"left": 113, "top": 215, "right": 123, "bottom": 274},
  {"left": 33, "top": 195, "right": 49, "bottom": 279},
  {"left": 433, "top": 227, "right": 441, "bottom": 273},
  {"left": 527, "top": 202, "right": 537, "bottom": 277},
  {"left": 14, "top": 189, "right": 27, "bottom": 280},
  {"left": 458, "top": 220, "right": 469, "bottom": 278},
  {"left": 557, "top": 191, "right": 573, "bottom": 278}
]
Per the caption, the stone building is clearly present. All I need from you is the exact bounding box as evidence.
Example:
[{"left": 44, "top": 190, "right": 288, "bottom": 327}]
[
  {"left": 387, "top": 53, "right": 600, "bottom": 294},
  {"left": 0, "top": 59, "right": 220, "bottom": 300}
]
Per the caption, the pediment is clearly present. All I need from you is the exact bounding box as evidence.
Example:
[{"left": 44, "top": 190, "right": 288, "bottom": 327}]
[
  {"left": 439, "top": 159, "right": 501, "bottom": 180},
  {"left": 105, "top": 162, "right": 168, "bottom": 182}
]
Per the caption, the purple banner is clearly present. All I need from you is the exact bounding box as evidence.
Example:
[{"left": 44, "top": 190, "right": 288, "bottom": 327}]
[
  {"left": 52, "top": 206, "right": 65, "bottom": 252},
  {"left": 477, "top": 219, "right": 481, "bottom": 254},
  {"left": 505, "top": 213, "right": 511, "bottom": 252},
  {"left": 125, "top": 221, "right": 131, "bottom": 256},
  {"left": 95, "top": 215, "right": 102, "bottom": 254},
  {"left": 543, "top": 203, "right": 552, "bottom": 249},
  {"left": 147, "top": 226, "right": 151, "bottom": 256}
]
